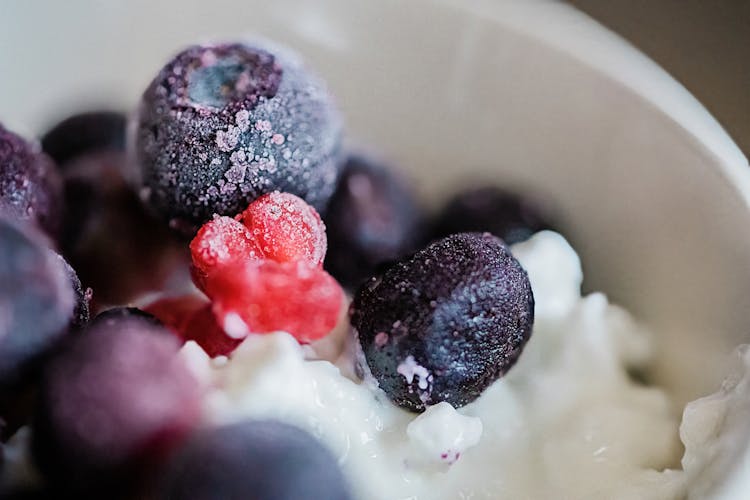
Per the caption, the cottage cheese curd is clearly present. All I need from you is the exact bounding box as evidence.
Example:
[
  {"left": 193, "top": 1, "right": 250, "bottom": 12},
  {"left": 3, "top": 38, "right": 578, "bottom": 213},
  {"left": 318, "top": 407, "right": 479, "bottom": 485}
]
[{"left": 174, "top": 231, "right": 750, "bottom": 499}]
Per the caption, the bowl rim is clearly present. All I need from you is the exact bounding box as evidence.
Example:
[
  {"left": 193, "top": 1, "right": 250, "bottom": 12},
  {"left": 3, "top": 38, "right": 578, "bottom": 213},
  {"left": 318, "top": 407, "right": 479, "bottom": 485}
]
[
  {"left": 434, "top": 0, "right": 750, "bottom": 204},
  {"left": 436, "top": 1, "right": 750, "bottom": 497}
]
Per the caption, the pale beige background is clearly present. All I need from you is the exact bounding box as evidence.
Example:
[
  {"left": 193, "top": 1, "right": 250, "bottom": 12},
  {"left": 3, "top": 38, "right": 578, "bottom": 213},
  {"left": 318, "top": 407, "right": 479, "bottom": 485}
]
[{"left": 569, "top": 0, "right": 749, "bottom": 157}]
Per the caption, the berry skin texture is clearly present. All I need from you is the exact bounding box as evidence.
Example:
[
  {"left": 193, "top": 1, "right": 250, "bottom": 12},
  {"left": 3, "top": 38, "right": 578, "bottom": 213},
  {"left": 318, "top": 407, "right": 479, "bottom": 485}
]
[
  {"left": 136, "top": 43, "right": 343, "bottom": 234},
  {"left": 160, "top": 420, "right": 352, "bottom": 500},
  {"left": 0, "top": 219, "right": 74, "bottom": 391},
  {"left": 55, "top": 253, "right": 92, "bottom": 330},
  {"left": 183, "top": 304, "right": 244, "bottom": 357},
  {"left": 190, "top": 215, "right": 262, "bottom": 286},
  {"left": 206, "top": 260, "right": 344, "bottom": 343},
  {"left": 239, "top": 191, "right": 327, "bottom": 267},
  {"left": 145, "top": 295, "right": 243, "bottom": 357},
  {"left": 350, "top": 233, "right": 534, "bottom": 412},
  {"left": 41, "top": 111, "right": 126, "bottom": 166},
  {"left": 45, "top": 109, "right": 185, "bottom": 306},
  {"left": 32, "top": 312, "right": 202, "bottom": 492},
  {"left": 0, "top": 124, "right": 62, "bottom": 236},
  {"left": 324, "top": 155, "right": 424, "bottom": 289},
  {"left": 431, "top": 186, "right": 553, "bottom": 245}
]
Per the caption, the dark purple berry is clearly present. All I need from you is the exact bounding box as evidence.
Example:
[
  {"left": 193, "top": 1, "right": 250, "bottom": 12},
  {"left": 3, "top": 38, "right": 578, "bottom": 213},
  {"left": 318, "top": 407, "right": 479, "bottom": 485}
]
[
  {"left": 0, "top": 218, "right": 73, "bottom": 390},
  {"left": 59, "top": 153, "right": 188, "bottom": 307},
  {"left": 40, "top": 111, "right": 126, "bottom": 166},
  {"left": 0, "top": 124, "right": 62, "bottom": 236},
  {"left": 135, "top": 43, "right": 343, "bottom": 234},
  {"left": 55, "top": 253, "right": 91, "bottom": 330},
  {"left": 161, "top": 420, "right": 352, "bottom": 500},
  {"left": 32, "top": 312, "right": 202, "bottom": 491},
  {"left": 350, "top": 233, "right": 534, "bottom": 412},
  {"left": 431, "top": 186, "right": 553, "bottom": 245},
  {"left": 0, "top": 221, "right": 78, "bottom": 440},
  {"left": 323, "top": 155, "right": 424, "bottom": 289}
]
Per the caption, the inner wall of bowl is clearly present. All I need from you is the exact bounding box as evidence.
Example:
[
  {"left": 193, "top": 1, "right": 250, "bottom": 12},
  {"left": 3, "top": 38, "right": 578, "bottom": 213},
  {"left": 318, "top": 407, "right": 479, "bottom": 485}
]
[{"left": 3, "top": 0, "right": 750, "bottom": 476}]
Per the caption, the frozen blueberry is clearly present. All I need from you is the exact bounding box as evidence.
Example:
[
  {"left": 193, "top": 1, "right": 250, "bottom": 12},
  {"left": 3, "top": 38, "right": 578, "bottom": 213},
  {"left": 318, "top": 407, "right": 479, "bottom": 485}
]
[
  {"left": 161, "top": 420, "right": 352, "bottom": 500},
  {"left": 324, "top": 156, "right": 425, "bottom": 289},
  {"left": 59, "top": 152, "right": 188, "bottom": 306},
  {"left": 41, "top": 111, "right": 126, "bottom": 166},
  {"left": 351, "top": 233, "right": 534, "bottom": 412},
  {"left": 136, "top": 42, "right": 343, "bottom": 234},
  {"left": 431, "top": 186, "right": 553, "bottom": 245},
  {"left": 32, "top": 312, "right": 202, "bottom": 492},
  {"left": 0, "top": 218, "right": 74, "bottom": 391},
  {"left": 0, "top": 124, "right": 62, "bottom": 236}
]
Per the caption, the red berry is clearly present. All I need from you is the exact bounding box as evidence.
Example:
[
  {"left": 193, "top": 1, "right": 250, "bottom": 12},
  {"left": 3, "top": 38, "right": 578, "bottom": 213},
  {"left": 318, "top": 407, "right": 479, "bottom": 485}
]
[
  {"left": 206, "top": 260, "right": 343, "bottom": 343},
  {"left": 189, "top": 215, "right": 262, "bottom": 286},
  {"left": 238, "top": 191, "right": 327, "bottom": 267},
  {"left": 183, "top": 305, "right": 243, "bottom": 357},
  {"left": 144, "top": 295, "right": 243, "bottom": 357}
]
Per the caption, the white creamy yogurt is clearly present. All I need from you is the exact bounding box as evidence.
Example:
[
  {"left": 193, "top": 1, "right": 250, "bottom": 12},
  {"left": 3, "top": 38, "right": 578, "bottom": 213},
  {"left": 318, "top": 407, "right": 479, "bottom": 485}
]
[
  {"left": 185, "top": 231, "right": 750, "bottom": 500},
  {"left": 6, "top": 231, "right": 747, "bottom": 498}
]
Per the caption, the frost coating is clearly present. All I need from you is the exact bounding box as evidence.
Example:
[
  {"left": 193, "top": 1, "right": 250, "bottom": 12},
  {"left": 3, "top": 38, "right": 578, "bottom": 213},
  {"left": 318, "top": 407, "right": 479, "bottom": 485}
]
[
  {"left": 0, "top": 124, "right": 62, "bottom": 236},
  {"left": 2, "top": 232, "right": 747, "bottom": 498},
  {"left": 135, "top": 43, "right": 343, "bottom": 234}
]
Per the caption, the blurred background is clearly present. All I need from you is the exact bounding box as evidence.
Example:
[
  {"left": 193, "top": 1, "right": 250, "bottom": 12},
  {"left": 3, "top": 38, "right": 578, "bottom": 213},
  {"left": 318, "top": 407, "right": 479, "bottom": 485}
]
[{"left": 569, "top": 0, "right": 750, "bottom": 157}]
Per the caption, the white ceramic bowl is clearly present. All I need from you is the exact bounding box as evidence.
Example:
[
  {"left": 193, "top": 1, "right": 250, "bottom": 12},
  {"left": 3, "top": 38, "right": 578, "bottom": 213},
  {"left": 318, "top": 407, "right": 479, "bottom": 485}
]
[{"left": 1, "top": 0, "right": 749, "bottom": 497}]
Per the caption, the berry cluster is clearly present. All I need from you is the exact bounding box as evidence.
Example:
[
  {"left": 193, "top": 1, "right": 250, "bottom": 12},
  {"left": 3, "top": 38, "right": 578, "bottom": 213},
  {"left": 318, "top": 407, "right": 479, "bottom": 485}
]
[
  {"left": 0, "top": 36, "right": 555, "bottom": 499},
  {"left": 147, "top": 191, "right": 344, "bottom": 355}
]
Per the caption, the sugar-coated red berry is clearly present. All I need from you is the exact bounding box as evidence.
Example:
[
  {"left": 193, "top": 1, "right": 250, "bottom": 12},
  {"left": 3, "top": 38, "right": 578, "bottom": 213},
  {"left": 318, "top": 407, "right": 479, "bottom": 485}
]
[
  {"left": 145, "top": 296, "right": 243, "bottom": 357},
  {"left": 0, "top": 124, "right": 63, "bottom": 237},
  {"left": 136, "top": 43, "right": 343, "bottom": 234},
  {"left": 239, "top": 191, "right": 327, "bottom": 267},
  {"left": 206, "top": 260, "right": 343, "bottom": 343},
  {"left": 189, "top": 215, "right": 262, "bottom": 287}
]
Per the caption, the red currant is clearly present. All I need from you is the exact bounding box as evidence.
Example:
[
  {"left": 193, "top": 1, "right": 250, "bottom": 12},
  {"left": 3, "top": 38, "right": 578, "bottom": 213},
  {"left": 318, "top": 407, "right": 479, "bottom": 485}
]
[
  {"left": 144, "top": 295, "right": 243, "bottom": 357},
  {"left": 189, "top": 215, "right": 262, "bottom": 288},
  {"left": 206, "top": 260, "right": 343, "bottom": 343},
  {"left": 238, "top": 191, "right": 327, "bottom": 267}
]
